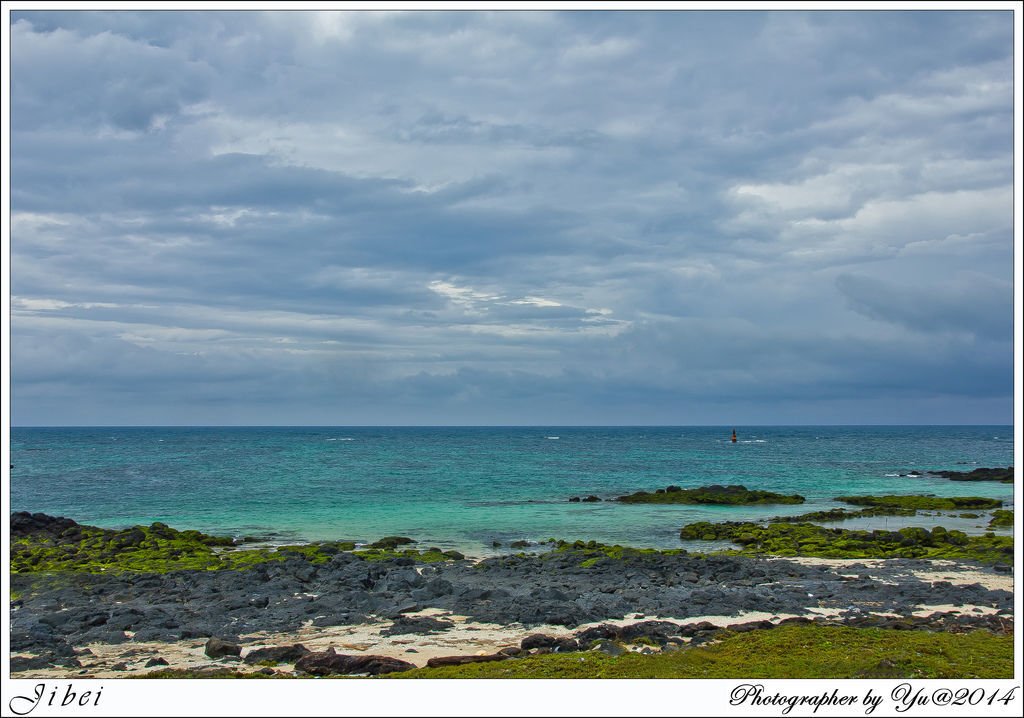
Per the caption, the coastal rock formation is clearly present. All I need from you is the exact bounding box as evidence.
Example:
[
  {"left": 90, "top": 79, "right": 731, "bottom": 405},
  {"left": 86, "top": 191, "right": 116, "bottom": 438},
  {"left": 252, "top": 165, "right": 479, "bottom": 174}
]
[
  {"left": 242, "top": 644, "right": 310, "bottom": 665},
  {"left": 836, "top": 495, "right": 1002, "bottom": 510},
  {"left": 930, "top": 467, "right": 1013, "bottom": 484},
  {"left": 615, "top": 485, "right": 805, "bottom": 505},
  {"left": 294, "top": 648, "right": 415, "bottom": 676},
  {"left": 426, "top": 653, "right": 510, "bottom": 668},
  {"left": 205, "top": 637, "right": 242, "bottom": 659}
]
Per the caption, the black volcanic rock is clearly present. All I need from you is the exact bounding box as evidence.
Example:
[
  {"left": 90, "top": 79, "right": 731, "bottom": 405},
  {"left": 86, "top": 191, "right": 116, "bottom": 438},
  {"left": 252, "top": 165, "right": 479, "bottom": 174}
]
[
  {"left": 295, "top": 649, "right": 415, "bottom": 676},
  {"left": 931, "top": 467, "right": 1013, "bottom": 483}
]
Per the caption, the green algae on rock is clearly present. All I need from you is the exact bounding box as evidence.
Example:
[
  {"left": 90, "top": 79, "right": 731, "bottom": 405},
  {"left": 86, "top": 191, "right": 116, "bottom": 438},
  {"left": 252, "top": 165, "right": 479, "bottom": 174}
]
[
  {"left": 835, "top": 495, "right": 1003, "bottom": 511},
  {"left": 616, "top": 484, "right": 805, "bottom": 505},
  {"left": 9, "top": 512, "right": 457, "bottom": 574},
  {"left": 987, "top": 510, "right": 1013, "bottom": 528},
  {"left": 545, "top": 539, "right": 688, "bottom": 567},
  {"left": 768, "top": 506, "right": 916, "bottom": 523},
  {"left": 678, "top": 520, "right": 1013, "bottom": 563}
]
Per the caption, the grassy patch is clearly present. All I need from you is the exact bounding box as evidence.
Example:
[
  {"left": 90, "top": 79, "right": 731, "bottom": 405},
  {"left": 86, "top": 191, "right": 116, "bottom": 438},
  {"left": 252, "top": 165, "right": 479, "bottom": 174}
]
[
  {"left": 836, "top": 495, "right": 1002, "bottom": 511},
  {"left": 616, "top": 484, "right": 804, "bottom": 505},
  {"left": 390, "top": 625, "right": 1013, "bottom": 679},
  {"left": 678, "top": 521, "right": 1013, "bottom": 563}
]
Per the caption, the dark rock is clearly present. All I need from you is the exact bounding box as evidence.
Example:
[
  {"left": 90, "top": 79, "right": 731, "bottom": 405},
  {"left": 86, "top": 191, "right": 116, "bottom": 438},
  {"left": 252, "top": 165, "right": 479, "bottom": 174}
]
[
  {"left": 531, "top": 586, "right": 571, "bottom": 602},
  {"left": 10, "top": 511, "right": 82, "bottom": 540},
  {"left": 689, "top": 630, "right": 721, "bottom": 646},
  {"left": 381, "top": 616, "right": 454, "bottom": 636},
  {"left": 426, "top": 653, "right": 510, "bottom": 668},
  {"left": 204, "top": 637, "right": 242, "bottom": 659},
  {"left": 619, "top": 620, "right": 682, "bottom": 642},
  {"left": 295, "top": 649, "right": 415, "bottom": 676},
  {"left": 11, "top": 654, "right": 55, "bottom": 671},
  {"left": 368, "top": 536, "right": 416, "bottom": 549},
  {"left": 520, "top": 634, "right": 579, "bottom": 652},
  {"left": 592, "top": 640, "right": 625, "bottom": 656},
  {"left": 243, "top": 644, "right": 310, "bottom": 665},
  {"left": 724, "top": 620, "right": 775, "bottom": 633},
  {"left": 575, "top": 624, "right": 621, "bottom": 644},
  {"left": 931, "top": 467, "right": 1013, "bottom": 483},
  {"left": 678, "top": 621, "right": 719, "bottom": 637},
  {"left": 145, "top": 657, "right": 169, "bottom": 667},
  {"left": 581, "top": 496, "right": 602, "bottom": 502}
]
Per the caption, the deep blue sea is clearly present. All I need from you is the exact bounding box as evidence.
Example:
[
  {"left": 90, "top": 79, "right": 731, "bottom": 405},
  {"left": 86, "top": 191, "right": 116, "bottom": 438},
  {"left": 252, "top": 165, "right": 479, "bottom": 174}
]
[{"left": 8, "top": 426, "right": 1015, "bottom": 555}]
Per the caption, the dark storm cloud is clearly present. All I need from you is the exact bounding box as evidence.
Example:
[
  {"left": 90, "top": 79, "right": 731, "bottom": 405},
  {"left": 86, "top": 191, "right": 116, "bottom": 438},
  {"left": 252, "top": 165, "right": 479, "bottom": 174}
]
[{"left": 7, "top": 9, "right": 1015, "bottom": 425}]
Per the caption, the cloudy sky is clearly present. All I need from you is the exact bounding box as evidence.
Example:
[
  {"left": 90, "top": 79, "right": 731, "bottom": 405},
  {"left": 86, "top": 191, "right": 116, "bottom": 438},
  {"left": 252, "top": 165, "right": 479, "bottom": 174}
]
[{"left": 7, "top": 9, "right": 1016, "bottom": 425}]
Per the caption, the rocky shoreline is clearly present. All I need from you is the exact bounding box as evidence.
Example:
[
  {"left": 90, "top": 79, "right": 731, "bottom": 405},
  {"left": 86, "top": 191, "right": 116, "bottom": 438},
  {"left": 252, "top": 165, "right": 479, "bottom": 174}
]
[{"left": 9, "top": 513, "right": 1015, "bottom": 678}]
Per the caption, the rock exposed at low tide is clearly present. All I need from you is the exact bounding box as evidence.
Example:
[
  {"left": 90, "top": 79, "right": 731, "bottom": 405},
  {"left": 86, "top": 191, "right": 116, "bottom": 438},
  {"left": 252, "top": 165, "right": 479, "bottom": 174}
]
[{"left": 8, "top": 513, "right": 1014, "bottom": 672}]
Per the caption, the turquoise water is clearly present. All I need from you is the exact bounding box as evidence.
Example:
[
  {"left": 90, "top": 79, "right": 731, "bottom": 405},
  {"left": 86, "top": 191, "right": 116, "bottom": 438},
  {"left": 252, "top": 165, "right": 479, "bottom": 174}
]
[{"left": 8, "top": 426, "right": 1015, "bottom": 553}]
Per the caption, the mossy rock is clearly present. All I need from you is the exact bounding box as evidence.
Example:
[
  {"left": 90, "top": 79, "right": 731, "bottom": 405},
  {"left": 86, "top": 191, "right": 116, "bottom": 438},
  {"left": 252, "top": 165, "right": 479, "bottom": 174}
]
[
  {"left": 678, "top": 519, "right": 1013, "bottom": 563},
  {"left": 617, "top": 484, "right": 805, "bottom": 505},
  {"left": 771, "top": 506, "right": 916, "bottom": 523},
  {"left": 368, "top": 536, "right": 416, "bottom": 549},
  {"left": 987, "top": 510, "right": 1013, "bottom": 528},
  {"left": 835, "top": 495, "right": 1002, "bottom": 511}
]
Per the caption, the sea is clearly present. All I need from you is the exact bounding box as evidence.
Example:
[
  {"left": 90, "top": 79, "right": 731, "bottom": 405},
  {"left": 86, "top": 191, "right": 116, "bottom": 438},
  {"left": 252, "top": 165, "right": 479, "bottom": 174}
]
[{"left": 8, "top": 426, "right": 1016, "bottom": 555}]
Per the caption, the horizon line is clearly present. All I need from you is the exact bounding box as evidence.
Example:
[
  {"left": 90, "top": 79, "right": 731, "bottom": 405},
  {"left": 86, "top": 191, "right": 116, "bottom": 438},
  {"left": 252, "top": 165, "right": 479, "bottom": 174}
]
[{"left": 8, "top": 423, "right": 1016, "bottom": 429}]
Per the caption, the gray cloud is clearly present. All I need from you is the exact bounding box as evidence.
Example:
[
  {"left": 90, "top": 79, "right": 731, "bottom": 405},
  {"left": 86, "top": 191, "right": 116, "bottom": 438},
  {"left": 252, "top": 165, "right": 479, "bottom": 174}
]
[{"left": 7, "top": 9, "right": 1015, "bottom": 425}]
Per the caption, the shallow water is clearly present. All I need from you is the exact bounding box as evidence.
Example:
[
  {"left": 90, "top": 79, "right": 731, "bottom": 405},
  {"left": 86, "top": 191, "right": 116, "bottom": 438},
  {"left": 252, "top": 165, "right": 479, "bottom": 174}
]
[{"left": 9, "top": 426, "right": 1014, "bottom": 553}]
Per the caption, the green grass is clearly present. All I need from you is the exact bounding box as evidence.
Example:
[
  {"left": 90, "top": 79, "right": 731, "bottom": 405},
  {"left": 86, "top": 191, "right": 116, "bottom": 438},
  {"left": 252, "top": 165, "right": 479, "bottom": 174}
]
[
  {"left": 835, "top": 495, "right": 1003, "bottom": 511},
  {"left": 678, "top": 521, "right": 1013, "bottom": 563},
  {"left": 389, "top": 625, "right": 1013, "bottom": 679},
  {"left": 616, "top": 484, "right": 805, "bottom": 505}
]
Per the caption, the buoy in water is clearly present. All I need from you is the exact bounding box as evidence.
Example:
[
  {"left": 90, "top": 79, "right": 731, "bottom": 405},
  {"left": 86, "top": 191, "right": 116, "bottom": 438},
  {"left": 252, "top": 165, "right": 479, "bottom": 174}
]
[{"left": 731, "top": 429, "right": 737, "bottom": 443}]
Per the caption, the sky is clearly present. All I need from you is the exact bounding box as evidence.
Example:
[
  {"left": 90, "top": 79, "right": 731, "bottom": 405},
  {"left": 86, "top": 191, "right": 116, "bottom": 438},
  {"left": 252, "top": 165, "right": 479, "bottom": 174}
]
[{"left": 5, "top": 8, "right": 1018, "bottom": 426}]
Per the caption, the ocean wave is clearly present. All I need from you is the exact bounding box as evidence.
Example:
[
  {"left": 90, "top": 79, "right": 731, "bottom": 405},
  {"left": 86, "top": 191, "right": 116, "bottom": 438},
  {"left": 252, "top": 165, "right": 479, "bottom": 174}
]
[
  {"left": 546, "top": 436, "right": 560, "bottom": 440},
  {"left": 326, "top": 438, "right": 355, "bottom": 441}
]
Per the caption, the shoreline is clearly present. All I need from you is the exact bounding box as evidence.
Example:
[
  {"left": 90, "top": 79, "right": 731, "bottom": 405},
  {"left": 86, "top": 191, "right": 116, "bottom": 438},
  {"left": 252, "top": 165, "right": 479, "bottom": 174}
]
[{"left": 10, "top": 513, "right": 1015, "bottom": 679}]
